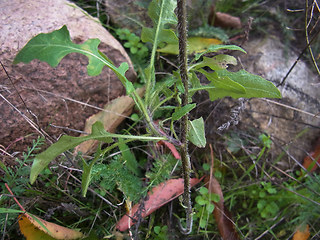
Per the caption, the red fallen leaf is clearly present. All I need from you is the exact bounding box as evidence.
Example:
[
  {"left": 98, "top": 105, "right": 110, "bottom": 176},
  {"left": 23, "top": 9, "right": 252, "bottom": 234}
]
[
  {"left": 116, "top": 178, "right": 202, "bottom": 231},
  {"left": 302, "top": 139, "right": 320, "bottom": 172},
  {"left": 205, "top": 145, "right": 240, "bottom": 240},
  {"left": 157, "top": 140, "right": 181, "bottom": 160}
]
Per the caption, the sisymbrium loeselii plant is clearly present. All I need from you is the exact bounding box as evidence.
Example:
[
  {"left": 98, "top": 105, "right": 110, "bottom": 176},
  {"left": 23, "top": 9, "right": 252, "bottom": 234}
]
[{"left": 13, "top": 0, "right": 281, "bottom": 235}]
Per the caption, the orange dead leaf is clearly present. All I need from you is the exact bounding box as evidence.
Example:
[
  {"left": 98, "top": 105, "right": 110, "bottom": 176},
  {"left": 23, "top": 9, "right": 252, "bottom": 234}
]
[
  {"left": 19, "top": 214, "right": 83, "bottom": 240},
  {"left": 6, "top": 183, "right": 83, "bottom": 239},
  {"left": 116, "top": 178, "right": 203, "bottom": 231},
  {"left": 75, "top": 87, "right": 145, "bottom": 155},
  {"left": 292, "top": 225, "right": 310, "bottom": 240}
]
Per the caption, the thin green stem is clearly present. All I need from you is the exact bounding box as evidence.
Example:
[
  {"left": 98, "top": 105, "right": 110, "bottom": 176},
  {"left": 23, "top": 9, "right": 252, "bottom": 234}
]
[{"left": 145, "top": 1, "right": 166, "bottom": 105}]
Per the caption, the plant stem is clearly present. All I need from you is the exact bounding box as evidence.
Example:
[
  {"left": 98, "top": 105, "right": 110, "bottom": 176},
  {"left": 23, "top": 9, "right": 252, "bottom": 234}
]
[{"left": 177, "top": 0, "right": 192, "bottom": 234}]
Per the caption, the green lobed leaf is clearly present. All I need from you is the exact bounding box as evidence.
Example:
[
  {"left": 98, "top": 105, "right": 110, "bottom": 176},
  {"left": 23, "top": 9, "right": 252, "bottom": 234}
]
[
  {"left": 195, "top": 196, "right": 207, "bottom": 206},
  {"left": 197, "top": 69, "right": 246, "bottom": 98},
  {"left": 199, "top": 186, "right": 209, "bottom": 195},
  {"left": 206, "top": 203, "right": 215, "bottom": 213},
  {"left": 194, "top": 44, "right": 246, "bottom": 61},
  {"left": 188, "top": 117, "right": 206, "bottom": 148},
  {"left": 14, "top": 25, "right": 129, "bottom": 85},
  {"left": 206, "top": 69, "right": 281, "bottom": 101},
  {"left": 30, "top": 121, "right": 165, "bottom": 184},
  {"left": 172, "top": 103, "right": 196, "bottom": 121}
]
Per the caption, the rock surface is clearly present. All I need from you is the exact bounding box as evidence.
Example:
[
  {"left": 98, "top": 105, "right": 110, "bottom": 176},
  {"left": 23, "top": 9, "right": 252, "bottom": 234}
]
[
  {"left": 239, "top": 36, "right": 319, "bottom": 165},
  {"left": 0, "top": 0, "right": 136, "bottom": 153},
  {"left": 194, "top": 36, "right": 319, "bottom": 166}
]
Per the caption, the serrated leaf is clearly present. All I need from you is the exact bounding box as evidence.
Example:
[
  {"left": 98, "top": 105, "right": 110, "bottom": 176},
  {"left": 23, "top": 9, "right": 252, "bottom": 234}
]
[
  {"left": 188, "top": 117, "right": 206, "bottom": 148},
  {"left": 194, "top": 44, "right": 246, "bottom": 61},
  {"left": 172, "top": 104, "right": 196, "bottom": 121},
  {"left": 14, "top": 25, "right": 129, "bottom": 85},
  {"left": 206, "top": 69, "right": 281, "bottom": 101},
  {"left": 158, "top": 37, "right": 222, "bottom": 55},
  {"left": 30, "top": 121, "right": 165, "bottom": 184}
]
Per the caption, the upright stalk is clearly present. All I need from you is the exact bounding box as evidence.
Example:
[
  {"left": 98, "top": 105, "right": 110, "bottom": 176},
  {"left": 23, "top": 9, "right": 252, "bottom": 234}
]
[{"left": 177, "top": 0, "right": 192, "bottom": 234}]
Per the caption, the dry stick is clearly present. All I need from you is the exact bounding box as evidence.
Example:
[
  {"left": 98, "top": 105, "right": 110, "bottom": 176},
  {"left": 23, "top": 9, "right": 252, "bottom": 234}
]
[{"left": 177, "top": 0, "right": 192, "bottom": 234}]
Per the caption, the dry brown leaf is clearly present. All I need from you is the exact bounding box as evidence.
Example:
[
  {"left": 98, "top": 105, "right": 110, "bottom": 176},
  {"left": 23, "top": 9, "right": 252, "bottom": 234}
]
[
  {"left": 205, "top": 145, "right": 240, "bottom": 240},
  {"left": 208, "top": 6, "right": 242, "bottom": 29},
  {"left": 213, "top": 12, "right": 242, "bottom": 29},
  {"left": 75, "top": 87, "right": 145, "bottom": 154},
  {"left": 206, "top": 177, "right": 240, "bottom": 240},
  {"left": 292, "top": 225, "right": 310, "bottom": 240},
  {"left": 19, "top": 214, "right": 83, "bottom": 240}
]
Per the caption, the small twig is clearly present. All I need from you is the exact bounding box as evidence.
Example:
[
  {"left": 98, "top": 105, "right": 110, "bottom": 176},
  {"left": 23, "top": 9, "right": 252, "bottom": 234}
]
[{"left": 261, "top": 98, "right": 320, "bottom": 119}]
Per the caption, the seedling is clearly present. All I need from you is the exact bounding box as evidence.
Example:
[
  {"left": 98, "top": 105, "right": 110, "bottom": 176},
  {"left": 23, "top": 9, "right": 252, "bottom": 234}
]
[{"left": 13, "top": 0, "right": 281, "bottom": 235}]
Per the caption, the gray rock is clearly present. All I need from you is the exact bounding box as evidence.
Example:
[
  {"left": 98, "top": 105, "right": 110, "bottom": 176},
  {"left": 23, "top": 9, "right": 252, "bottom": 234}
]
[
  {"left": 0, "top": 0, "right": 136, "bottom": 153},
  {"left": 240, "top": 36, "right": 320, "bottom": 166}
]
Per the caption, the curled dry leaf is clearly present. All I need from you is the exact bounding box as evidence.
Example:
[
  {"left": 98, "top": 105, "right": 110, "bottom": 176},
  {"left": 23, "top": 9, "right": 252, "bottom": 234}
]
[
  {"left": 116, "top": 178, "right": 202, "bottom": 231},
  {"left": 75, "top": 87, "right": 145, "bottom": 155},
  {"left": 19, "top": 214, "right": 83, "bottom": 240}
]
